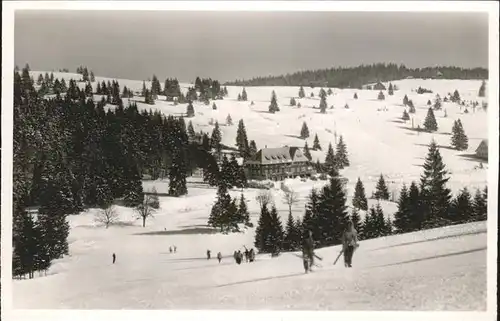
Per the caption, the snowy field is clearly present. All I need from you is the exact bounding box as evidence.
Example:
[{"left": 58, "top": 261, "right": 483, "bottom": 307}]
[{"left": 12, "top": 72, "right": 490, "bottom": 310}]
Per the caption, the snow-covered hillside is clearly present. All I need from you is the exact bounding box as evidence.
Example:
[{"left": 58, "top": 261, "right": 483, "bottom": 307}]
[
  {"left": 14, "top": 72, "right": 489, "bottom": 310},
  {"left": 29, "top": 71, "right": 489, "bottom": 199}
]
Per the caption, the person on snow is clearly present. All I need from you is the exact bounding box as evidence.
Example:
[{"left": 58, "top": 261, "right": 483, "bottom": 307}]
[
  {"left": 112, "top": 253, "right": 116, "bottom": 264},
  {"left": 217, "top": 252, "right": 222, "bottom": 263},
  {"left": 302, "top": 230, "right": 315, "bottom": 272},
  {"left": 235, "top": 250, "right": 243, "bottom": 265},
  {"left": 169, "top": 246, "right": 173, "bottom": 254},
  {"left": 233, "top": 250, "right": 238, "bottom": 262},
  {"left": 341, "top": 220, "right": 359, "bottom": 268},
  {"left": 244, "top": 248, "right": 250, "bottom": 262},
  {"left": 174, "top": 245, "right": 177, "bottom": 253},
  {"left": 249, "top": 248, "right": 255, "bottom": 262},
  {"left": 207, "top": 249, "right": 211, "bottom": 260}
]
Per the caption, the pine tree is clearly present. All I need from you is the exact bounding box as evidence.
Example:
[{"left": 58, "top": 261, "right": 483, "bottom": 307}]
[
  {"left": 354, "top": 92, "right": 358, "bottom": 99},
  {"left": 351, "top": 207, "right": 362, "bottom": 233},
  {"left": 269, "top": 90, "right": 279, "bottom": 113},
  {"left": 90, "top": 71, "right": 95, "bottom": 82},
  {"left": 254, "top": 203, "right": 271, "bottom": 252},
  {"left": 284, "top": 212, "right": 296, "bottom": 251},
  {"left": 236, "top": 194, "right": 251, "bottom": 226},
  {"left": 335, "top": 135, "right": 349, "bottom": 169},
  {"left": 403, "top": 94, "right": 409, "bottom": 106},
  {"left": 249, "top": 140, "right": 258, "bottom": 158},
  {"left": 478, "top": 80, "right": 486, "bottom": 97},
  {"left": 472, "top": 188, "right": 487, "bottom": 221},
  {"left": 407, "top": 181, "right": 423, "bottom": 231},
  {"left": 393, "top": 184, "right": 411, "bottom": 233},
  {"left": 298, "top": 86, "right": 305, "bottom": 98},
  {"left": 433, "top": 94, "right": 442, "bottom": 110},
  {"left": 427, "top": 99, "right": 432, "bottom": 106},
  {"left": 237, "top": 93, "right": 242, "bottom": 101},
  {"left": 185, "top": 102, "right": 195, "bottom": 118},
  {"left": 236, "top": 119, "right": 249, "bottom": 158},
  {"left": 303, "top": 142, "right": 312, "bottom": 161},
  {"left": 208, "top": 183, "right": 234, "bottom": 232},
  {"left": 187, "top": 121, "right": 196, "bottom": 141},
  {"left": 374, "top": 174, "right": 390, "bottom": 200},
  {"left": 37, "top": 74, "right": 44, "bottom": 85},
  {"left": 449, "top": 188, "right": 472, "bottom": 224},
  {"left": 226, "top": 114, "right": 233, "bottom": 126},
  {"left": 210, "top": 121, "right": 222, "bottom": 155},
  {"left": 388, "top": 83, "right": 394, "bottom": 95},
  {"left": 290, "top": 97, "right": 297, "bottom": 106},
  {"left": 420, "top": 140, "right": 452, "bottom": 228},
  {"left": 450, "top": 119, "right": 468, "bottom": 150},
  {"left": 312, "top": 134, "right": 321, "bottom": 150},
  {"left": 324, "top": 142, "right": 336, "bottom": 172},
  {"left": 241, "top": 88, "right": 248, "bottom": 101},
  {"left": 315, "top": 176, "right": 350, "bottom": 246},
  {"left": 451, "top": 90, "right": 461, "bottom": 103},
  {"left": 352, "top": 177, "right": 368, "bottom": 210},
  {"left": 402, "top": 109, "right": 410, "bottom": 122},
  {"left": 300, "top": 121, "right": 310, "bottom": 139},
  {"left": 408, "top": 100, "right": 416, "bottom": 113},
  {"left": 267, "top": 205, "right": 285, "bottom": 255},
  {"left": 319, "top": 95, "right": 327, "bottom": 113},
  {"left": 378, "top": 91, "right": 385, "bottom": 100},
  {"left": 423, "top": 107, "right": 438, "bottom": 132}
]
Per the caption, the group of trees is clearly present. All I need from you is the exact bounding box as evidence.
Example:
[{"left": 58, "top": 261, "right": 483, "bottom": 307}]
[
  {"left": 208, "top": 186, "right": 251, "bottom": 233},
  {"left": 394, "top": 140, "right": 487, "bottom": 233},
  {"left": 225, "top": 63, "right": 488, "bottom": 89},
  {"left": 76, "top": 65, "right": 95, "bottom": 82},
  {"left": 13, "top": 64, "right": 229, "bottom": 279}
]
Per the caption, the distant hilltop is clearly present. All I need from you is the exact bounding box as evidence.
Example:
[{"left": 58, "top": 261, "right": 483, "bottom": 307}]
[{"left": 224, "top": 63, "right": 488, "bottom": 89}]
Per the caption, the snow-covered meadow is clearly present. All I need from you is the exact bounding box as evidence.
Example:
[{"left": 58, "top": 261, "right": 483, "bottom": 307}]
[{"left": 13, "top": 71, "right": 490, "bottom": 310}]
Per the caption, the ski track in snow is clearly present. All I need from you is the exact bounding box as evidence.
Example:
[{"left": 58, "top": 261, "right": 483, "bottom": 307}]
[{"left": 14, "top": 73, "right": 489, "bottom": 311}]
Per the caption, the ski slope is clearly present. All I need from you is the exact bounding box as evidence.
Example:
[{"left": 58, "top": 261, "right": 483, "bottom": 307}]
[
  {"left": 13, "top": 72, "right": 489, "bottom": 310},
  {"left": 13, "top": 195, "right": 487, "bottom": 310}
]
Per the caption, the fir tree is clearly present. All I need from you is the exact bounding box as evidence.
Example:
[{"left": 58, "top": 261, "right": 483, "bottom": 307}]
[
  {"left": 388, "top": 83, "right": 394, "bottom": 95},
  {"left": 241, "top": 88, "right": 248, "bottom": 101},
  {"left": 403, "top": 94, "right": 409, "bottom": 106},
  {"left": 236, "top": 194, "right": 251, "bottom": 226},
  {"left": 402, "top": 109, "right": 410, "bottom": 122},
  {"left": 300, "top": 121, "right": 310, "bottom": 139},
  {"left": 423, "top": 107, "right": 438, "bottom": 132},
  {"left": 236, "top": 119, "right": 249, "bottom": 158},
  {"left": 324, "top": 143, "right": 336, "bottom": 172},
  {"left": 284, "top": 212, "right": 297, "bottom": 251},
  {"left": 427, "top": 99, "right": 432, "bottom": 106},
  {"left": 451, "top": 90, "right": 461, "bottom": 103},
  {"left": 433, "top": 94, "right": 442, "bottom": 110},
  {"left": 303, "top": 142, "right": 312, "bottom": 161},
  {"left": 212, "top": 102, "right": 217, "bottom": 110},
  {"left": 90, "top": 71, "right": 95, "bottom": 82},
  {"left": 319, "top": 95, "right": 327, "bottom": 113},
  {"left": 407, "top": 181, "right": 423, "bottom": 231},
  {"left": 249, "top": 140, "right": 258, "bottom": 158},
  {"left": 208, "top": 183, "right": 234, "bottom": 232},
  {"left": 374, "top": 174, "right": 390, "bottom": 200},
  {"left": 210, "top": 121, "right": 222, "bottom": 155},
  {"left": 226, "top": 114, "right": 233, "bottom": 126},
  {"left": 449, "top": 187, "right": 472, "bottom": 224},
  {"left": 335, "top": 135, "right": 349, "bottom": 169},
  {"left": 312, "top": 134, "right": 321, "bottom": 151},
  {"left": 267, "top": 205, "right": 285, "bottom": 255},
  {"left": 254, "top": 203, "right": 271, "bottom": 251},
  {"left": 37, "top": 74, "right": 44, "bottom": 85},
  {"left": 298, "top": 86, "right": 305, "bottom": 98},
  {"left": 327, "top": 88, "right": 333, "bottom": 95},
  {"left": 290, "top": 97, "right": 297, "bottom": 106},
  {"left": 393, "top": 184, "right": 411, "bottom": 233},
  {"left": 186, "top": 102, "right": 195, "bottom": 117},
  {"left": 408, "top": 100, "right": 416, "bottom": 113},
  {"left": 419, "top": 140, "right": 452, "bottom": 228},
  {"left": 472, "top": 188, "right": 487, "bottom": 221},
  {"left": 123, "top": 165, "right": 144, "bottom": 207},
  {"left": 351, "top": 207, "right": 362, "bottom": 233},
  {"left": 353, "top": 92, "right": 358, "bottom": 99},
  {"left": 478, "top": 80, "right": 486, "bottom": 97},
  {"left": 269, "top": 90, "right": 280, "bottom": 113},
  {"left": 450, "top": 119, "right": 468, "bottom": 151},
  {"left": 378, "top": 91, "right": 385, "bottom": 100},
  {"left": 352, "top": 177, "right": 368, "bottom": 211},
  {"left": 187, "top": 120, "right": 196, "bottom": 140}
]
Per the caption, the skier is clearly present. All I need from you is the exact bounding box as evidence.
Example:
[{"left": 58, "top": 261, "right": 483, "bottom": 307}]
[
  {"left": 249, "top": 248, "right": 255, "bottom": 262},
  {"left": 217, "top": 252, "right": 222, "bottom": 263},
  {"left": 112, "top": 253, "right": 116, "bottom": 264},
  {"left": 174, "top": 245, "right": 177, "bottom": 253},
  {"left": 341, "top": 220, "right": 359, "bottom": 268},
  {"left": 302, "top": 230, "right": 315, "bottom": 272},
  {"left": 207, "top": 249, "right": 211, "bottom": 260},
  {"left": 244, "top": 248, "right": 249, "bottom": 262},
  {"left": 169, "top": 246, "right": 172, "bottom": 253},
  {"left": 235, "top": 250, "right": 243, "bottom": 265},
  {"left": 233, "top": 250, "right": 238, "bottom": 263}
]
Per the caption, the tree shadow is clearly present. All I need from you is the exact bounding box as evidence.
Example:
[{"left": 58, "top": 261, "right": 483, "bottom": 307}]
[
  {"left": 389, "top": 119, "right": 405, "bottom": 124},
  {"left": 135, "top": 227, "right": 218, "bottom": 236},
  {"left": 284, "top": 134, "right": 304, "bottom": 140},
  {"left": 459, "top": 153, "right": 487, "bottom": 162},
  {"left": 414, "top": 143, "right": 456, "bottom": 151}
]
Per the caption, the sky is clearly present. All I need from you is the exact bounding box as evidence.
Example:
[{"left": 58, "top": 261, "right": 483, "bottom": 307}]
[{"left": 14, "top": 10, "right": 489, "bottom": 83}]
